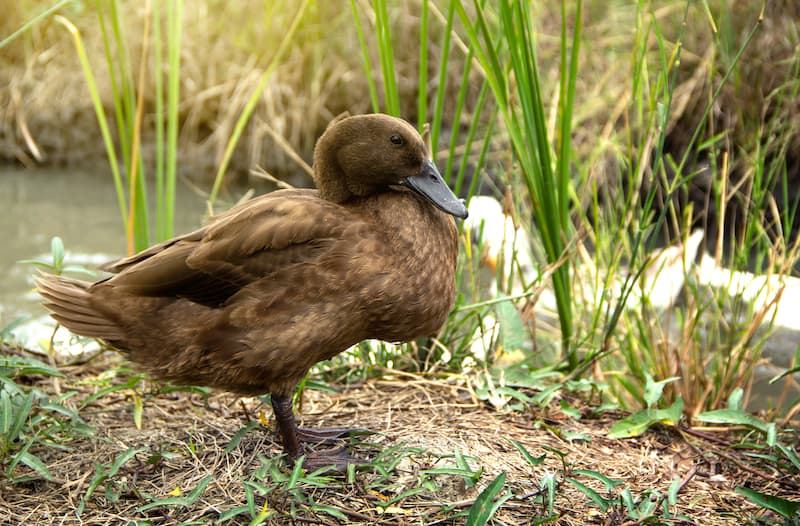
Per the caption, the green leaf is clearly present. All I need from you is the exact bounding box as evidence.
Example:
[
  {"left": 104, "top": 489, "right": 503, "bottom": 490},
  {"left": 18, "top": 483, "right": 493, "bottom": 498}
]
[
  {"left": 619, "top": 487, "right": 636, "bottom": 515},
  {"left": 299, "top": 379, "right": 337, "bottom": 394},
  {"left": 735, "top": 487, "right": 800, "bottom": 519},
  {"left": 694, "top": 408, "right": 775, "bottom": 445},
  {"left": 571, "top": 469, "right": 622, "bottom": 492},
  {"left": 667, "top": 477, "right": 681, "bottom": 506},
  {"left": 777, "top": 443, "right": 800, "bottom": 471},
  {"left": 108, "top": 447, "right": 145, "bottom": 477},
  {"left": 559, "top": 400, "right": 582, "bottom": 419},
  {"left": 8, "top": 391, "right": 35, "bottom": 443},
  {"left": 136, "top": 474, "right": 212, "bottom": 512},
  {"left": 727, "top": 388, "right": 744, "bottom": 410},
  {"left": 643, "top": 373, "right": 680, "bottom": 408},
  {"left": 506, "top": 437, "right": 546, "bottom": 468},
  {"left": 82, "top": 447, "right": 144, "bottom": 508},
  {"left": 495, "top": 296, "right": 526, "bottom": 355},
  {"left": 1, "top": 392, "right": 12, "bottom": 434},
  {"left": 287, "top": 455, "right": 304, "bottom": 489},
  {"left": 17, "top": 451, "right": 54, "bottom": 481},
  {"left": 540, "top": 472, "right": 557, "bottom": 515},
  {"left": 310, "top": 503, "right": 347, "bottom": 522},
  {"left": 465, "top": 472, "right": 510, "bottom": 526},
  {"left": 423, "top": 467, "right": 481, "bottom": 479},
  {"left": 0, "top": 356, "right": 63, "bottom": 378},
  {"left": 243, "top": 481, "right": 258, "bottom": 517},
  {"left": 562, "top": 430, "right": 590, "bottom": 442},
  {"left": 566, "top": 477, "right": 609, "bottom": 511},
  {"left": 50, "top": 236, "right": 65, "bottom": 271},
  {"left": 608, "top": 398, "right": 683, "bottom": 439},
  {"left": 217, "top": 505, "right": 249, "bottom": 523},
  {"left": 79, "top": 373, "right": 145, "bottom": 408},
  {"left": 225, "top": 421, "right": 259, "bottom": 454}
]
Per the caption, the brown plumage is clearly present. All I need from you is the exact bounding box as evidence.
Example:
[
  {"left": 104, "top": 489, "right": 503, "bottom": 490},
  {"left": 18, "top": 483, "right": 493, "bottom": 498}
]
[{"left": 36, "top": 113, "right": 468, "bottom": 470}]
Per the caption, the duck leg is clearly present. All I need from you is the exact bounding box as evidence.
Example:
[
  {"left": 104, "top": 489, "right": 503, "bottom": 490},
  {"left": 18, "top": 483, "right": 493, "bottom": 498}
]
[{"left": 271, "top": 394, "right": 367, "bottom": 471}]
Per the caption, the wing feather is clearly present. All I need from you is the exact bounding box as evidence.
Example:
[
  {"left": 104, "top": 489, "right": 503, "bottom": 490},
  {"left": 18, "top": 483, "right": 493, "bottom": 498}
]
[{"left": 99, "top": 189, "right": 358, "bottom": 307}]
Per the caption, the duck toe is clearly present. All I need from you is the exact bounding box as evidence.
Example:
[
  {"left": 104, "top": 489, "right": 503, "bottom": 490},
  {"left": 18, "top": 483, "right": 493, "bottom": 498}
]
[{"left": 296, "top": 426, "right": 375, "bottom": 444}]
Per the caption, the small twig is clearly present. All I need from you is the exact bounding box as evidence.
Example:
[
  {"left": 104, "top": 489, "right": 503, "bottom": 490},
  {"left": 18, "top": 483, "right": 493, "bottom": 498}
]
[
  {"left": 61, "top": 349, "right": 109, "bottom": 368},
  {"left": 680, "top": 428, "right": 799, "bottom": 490},
  {"left": 676, "top": 464, "right": 699, "bottom": 494},
  {"left": 250, "top": 165, "right": 297, "bottom": 189}
]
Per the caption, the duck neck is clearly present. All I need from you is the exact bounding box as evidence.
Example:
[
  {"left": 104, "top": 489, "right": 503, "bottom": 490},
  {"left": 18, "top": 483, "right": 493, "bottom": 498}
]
[
  {"left": 315, "top": 163, "right": 351, "bottom": 203},
  {"left": 313, "top": 146, "right": 349, "bottom": 203},
  {"left": 313, "top": 124, "right": 355, "bottom": 203}
]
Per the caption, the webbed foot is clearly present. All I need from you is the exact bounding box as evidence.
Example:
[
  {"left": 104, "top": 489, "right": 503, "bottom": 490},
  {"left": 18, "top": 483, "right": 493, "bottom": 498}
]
[{"left": 296, "top": 426, "right": 374, "bottom": 444}]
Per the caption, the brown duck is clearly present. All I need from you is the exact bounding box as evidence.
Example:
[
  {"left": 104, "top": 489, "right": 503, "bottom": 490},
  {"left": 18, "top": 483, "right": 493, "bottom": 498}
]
[{"left": 37, "top": 113, "right": 467, "bottom": 469}]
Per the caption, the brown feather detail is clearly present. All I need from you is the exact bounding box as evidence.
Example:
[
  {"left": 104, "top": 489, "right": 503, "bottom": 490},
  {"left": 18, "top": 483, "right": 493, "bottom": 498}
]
[
  {"left": 37, "top": 291, "right": 97, "bottom": 317},
  {"left": 35, "top": 274, "right": 124, "bottom": 341},
  {"left": 37, "top": 114, "right": 461, "bottom": 405}
]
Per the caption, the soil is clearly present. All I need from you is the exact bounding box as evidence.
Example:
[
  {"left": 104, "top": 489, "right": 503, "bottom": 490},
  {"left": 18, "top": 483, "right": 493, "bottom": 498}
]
[{"left": 1, "top": 349, "right": 797, "bottom": 525}]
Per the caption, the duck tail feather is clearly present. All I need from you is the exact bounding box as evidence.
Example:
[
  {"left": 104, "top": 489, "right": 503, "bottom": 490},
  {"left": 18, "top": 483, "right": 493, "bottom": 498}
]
[{"left": 34, "top": 272, "right": 124, "bottom": 341}]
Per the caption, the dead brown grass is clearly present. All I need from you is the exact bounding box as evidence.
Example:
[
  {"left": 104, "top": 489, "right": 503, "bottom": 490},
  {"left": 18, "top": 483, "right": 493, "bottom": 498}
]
[
  {"left": 3, "top": 1, "right": 797, "bottom": 206},
  {"left": 1, "top": 351, "right": 796, "bottom": 525}
]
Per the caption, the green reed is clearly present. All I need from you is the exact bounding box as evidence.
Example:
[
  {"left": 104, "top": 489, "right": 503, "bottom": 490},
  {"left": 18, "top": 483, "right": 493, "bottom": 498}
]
[
  {"left": 55, "top": 0, "right": 182, "bottom": 253},
  {"left": 458, "top": 0, "right": 581, "bottom": 367}
]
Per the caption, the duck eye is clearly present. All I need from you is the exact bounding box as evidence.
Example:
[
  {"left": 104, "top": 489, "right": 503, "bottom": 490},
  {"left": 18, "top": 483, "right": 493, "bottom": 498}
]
[{"left": 389, "top": 134, "right": 403, "bottom": 145}]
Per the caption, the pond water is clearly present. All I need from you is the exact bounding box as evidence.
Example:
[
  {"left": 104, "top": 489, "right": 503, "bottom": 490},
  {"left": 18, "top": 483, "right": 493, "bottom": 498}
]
[{"left": 0, "top": 167, "right": 213, "bottom": 324}]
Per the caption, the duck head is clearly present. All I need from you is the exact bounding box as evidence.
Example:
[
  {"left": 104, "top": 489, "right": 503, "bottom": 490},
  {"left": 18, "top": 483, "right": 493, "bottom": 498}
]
[{"left": 313, "top": 114, "right": 468, "bottom": 219}]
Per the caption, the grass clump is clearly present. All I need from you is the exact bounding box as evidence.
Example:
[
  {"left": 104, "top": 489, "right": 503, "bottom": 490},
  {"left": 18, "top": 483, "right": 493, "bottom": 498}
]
[{"left": 0, "top": 352, "right": 93, "bottom": 483}]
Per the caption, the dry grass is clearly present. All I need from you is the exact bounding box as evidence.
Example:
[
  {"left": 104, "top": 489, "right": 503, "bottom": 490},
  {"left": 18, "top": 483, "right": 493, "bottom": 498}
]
[
  {"left": 2, "top": 2, "right": 797, "bottom": 205},
  {"left": 0, "top": 1, "right": 478, "bottom": 188},
  {"left": 1, "top": 351, "right": 796, "bottom": 525}
]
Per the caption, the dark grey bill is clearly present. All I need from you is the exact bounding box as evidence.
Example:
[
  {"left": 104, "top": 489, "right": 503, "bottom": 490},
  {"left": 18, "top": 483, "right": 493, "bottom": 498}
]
[{"left": 402, "top": 160, "right": 468, "bottom": 219}]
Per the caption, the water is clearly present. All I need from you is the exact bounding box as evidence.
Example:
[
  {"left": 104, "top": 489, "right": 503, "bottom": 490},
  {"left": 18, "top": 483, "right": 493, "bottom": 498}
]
[{"left": 0, "top": 167, "right": 213, "bottom": 325}]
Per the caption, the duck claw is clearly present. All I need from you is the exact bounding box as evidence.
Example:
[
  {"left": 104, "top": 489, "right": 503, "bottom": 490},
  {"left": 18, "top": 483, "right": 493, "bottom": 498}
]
[{"left": 296, "top": 426, "right": 374, "bottom": 444}]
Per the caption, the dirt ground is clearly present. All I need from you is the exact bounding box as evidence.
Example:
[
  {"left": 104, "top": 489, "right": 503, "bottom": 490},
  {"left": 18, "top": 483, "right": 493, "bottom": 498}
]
[{"left": 1, "top": 351, "right": 797, "bottom": 525}]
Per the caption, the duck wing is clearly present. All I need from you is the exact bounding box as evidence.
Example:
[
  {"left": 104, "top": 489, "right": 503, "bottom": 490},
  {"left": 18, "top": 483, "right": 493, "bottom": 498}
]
[{"left": 99, "top": 190, "right": 355, "bottom": 307}]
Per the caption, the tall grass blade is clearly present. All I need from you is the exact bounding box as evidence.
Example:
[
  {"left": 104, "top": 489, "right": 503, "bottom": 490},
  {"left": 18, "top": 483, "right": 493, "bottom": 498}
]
[
  {"left": 459, "top": 0, "right": 580, "bottom": 366},
  {"left": 373, "top": 0, "right": 400, "bottom": 116},
  {"left": 208, "top": 0, "right": 310, "bottom": 207},
  {"left": 152, "top": 0, "right": 166, "bottom": 239},
  {"left": 0, "top": 0, "right": 72, "bottom": 49},
  {"left": 443, "top": 46, "right": 474, "bottom": 183},
  {"left": 55, "top": 15, "right": 128, "bottom": 232},
  {"left": 417, "top": 0, "right": 429, "bottom": 130},
  {"left": 430, "top": 0, "right": 456, "bottom": 158},
  {"left": 350, "top": 0, "right": 380, "bottom": 113},
  {"left": 126, "top": 1, "right": 151, "bottom": 254},
  {"left": 102, "top": 0, "right": 151, "bottom": 252},
  {"left": 164, "top": 0, "right": 183, "bottom": 240}
]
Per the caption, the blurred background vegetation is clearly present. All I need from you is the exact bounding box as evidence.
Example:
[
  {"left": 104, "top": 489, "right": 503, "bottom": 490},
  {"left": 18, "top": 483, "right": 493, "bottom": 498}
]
[{"left": 3, "top": 2, "right": 793, "bottom": 189}]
